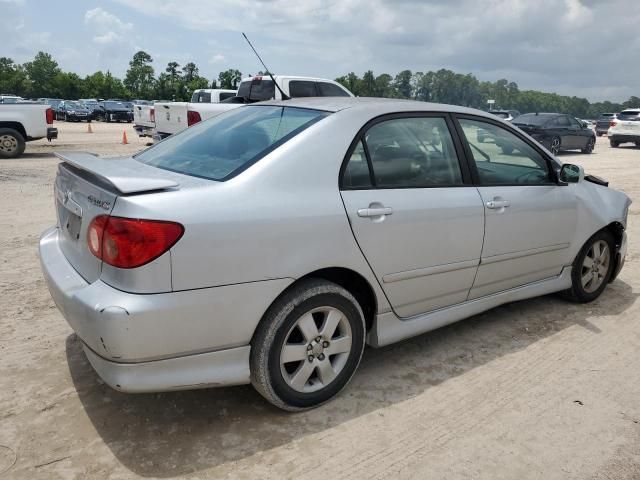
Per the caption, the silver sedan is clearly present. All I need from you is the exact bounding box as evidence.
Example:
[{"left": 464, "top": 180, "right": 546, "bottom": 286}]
[{"left": 40, "top": 97, "right": 631, "bottom": 410}]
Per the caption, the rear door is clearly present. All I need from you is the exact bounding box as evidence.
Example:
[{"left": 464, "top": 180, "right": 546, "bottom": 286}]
[
  {"left": 567, "top": 115, "right": 588, "bottom": 148},
  {"left": 455, "top": 115, "right": 577, "bottom": 299},
  {"left": 340, "top": 114, "right": 485, "bottom": 318}
]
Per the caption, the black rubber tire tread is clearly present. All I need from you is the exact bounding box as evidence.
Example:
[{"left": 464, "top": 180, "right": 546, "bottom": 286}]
[
  {"left": 0, "top": 128, "right": 26, "bottom": 159},
  {"left": 250, "top": 278, "right": 366, "bottom": 412},
  {"left": 561, "top": 229, "right": 615, "bottom": 303}
]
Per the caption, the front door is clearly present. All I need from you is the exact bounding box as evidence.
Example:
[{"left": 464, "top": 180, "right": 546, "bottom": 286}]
[
  {"left": 340, "top": 115, "right": 485, "bottom": 318},
  {"left": 455, "top": 116, "right": 578, "bottom": 299}
]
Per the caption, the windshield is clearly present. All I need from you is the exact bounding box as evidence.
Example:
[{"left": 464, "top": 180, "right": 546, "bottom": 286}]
[
  {"left": 65, "top": 102, "right": 83, "bottom": 109},
  {"left": 136, "top": 106, "right": 329, "bottom": 181},
  {"left": 237, "top": 79, "right": 275, "bottom": 102},
  {"left": 104, "top": 101, "right": 125, "bottom": 109},
  {"left": 513, "top": 114, "right": 553, "bottom": 126}
]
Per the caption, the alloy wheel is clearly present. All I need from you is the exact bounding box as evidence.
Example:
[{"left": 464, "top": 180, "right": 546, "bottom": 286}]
[
  {"left": 581, "top": 240, "right": 610, "bottom": 294},
  {"left": 279, "top": 306, "right": 352, "bottom": 393},
  {"left": 0, "top": 134, "right": 18, "bottom": 154}
]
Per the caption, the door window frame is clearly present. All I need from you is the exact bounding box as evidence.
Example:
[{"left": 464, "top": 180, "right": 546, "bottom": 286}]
[
  {"left": 451, "top": 113, "right": 562, "bottom": 187},
  {"left": 339, "top": 112, "right": 474, "bottom": 190}
]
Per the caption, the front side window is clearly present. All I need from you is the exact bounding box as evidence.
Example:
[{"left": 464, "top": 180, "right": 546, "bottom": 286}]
[
  {"left": 289, "top": 81, "right": 317, "bottom": 97},
  {"left": 354, "top": 117, "right": 463, "bottom": 188},
  {"left": 458, "top": 118, "right": 551, "bottom": 185},
  {"left": 317, "top": 82, "right": 351, "bottom": 97},
  {"left": 136, "top": 106, "right": 329, "bottom": 181}
]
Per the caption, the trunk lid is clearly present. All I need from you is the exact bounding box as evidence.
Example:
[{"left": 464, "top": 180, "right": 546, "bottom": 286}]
[
  {"left": 612, "top": 119, "right": 640, "bottom": 136},
  {"left": 53, "top": 152, "right": 180, "bottom": 282}
]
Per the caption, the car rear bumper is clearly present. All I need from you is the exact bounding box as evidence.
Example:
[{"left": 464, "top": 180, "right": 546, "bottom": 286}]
[
  {"left": 134, "top": 125, "right": 154, "bottom": 137},
  {"left": 609, "top": 134, "right": 640, "bottom": 143},
  {"left": 39, "top": 226, "right": 291, "bottom": 392},
  {"left": 47, "top": 127, "right": 58, "bottom": 140}
]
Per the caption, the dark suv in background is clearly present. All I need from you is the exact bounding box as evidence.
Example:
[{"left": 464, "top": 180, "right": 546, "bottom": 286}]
[
  {"left": 596, "top": 113, "right": 617, "bottom": 136},
  {"left": 512, "top": 112, "right": 596, "bottom": 154}
]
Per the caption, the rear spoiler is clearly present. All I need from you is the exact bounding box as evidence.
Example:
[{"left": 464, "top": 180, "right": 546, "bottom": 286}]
[{"left": 55, "top": 152, "right": 179, "bottom": 194}]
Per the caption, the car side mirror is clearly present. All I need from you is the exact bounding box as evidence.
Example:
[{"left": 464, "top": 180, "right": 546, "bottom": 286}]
[{"left": 559, "top": 163, "right": 584, "bottom": 184}]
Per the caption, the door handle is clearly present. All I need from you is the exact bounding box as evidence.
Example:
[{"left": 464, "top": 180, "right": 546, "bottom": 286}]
[
  {"left": 357, "top": 206, "right": 394, "bottom": 217},
  {"left": 485, "top": 199, "right": 510, "bottom": 209}
]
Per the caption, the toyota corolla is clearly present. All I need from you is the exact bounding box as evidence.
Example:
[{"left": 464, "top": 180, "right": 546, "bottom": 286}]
[{"left": 40, "top": 98, "right": 630, "bottom": 410}]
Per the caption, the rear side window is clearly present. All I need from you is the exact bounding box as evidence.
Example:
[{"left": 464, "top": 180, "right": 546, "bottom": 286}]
[
  {"left": 289, "top": 81, "right": 317, "bottom": 97},
  {"left": 317, "top": 82, "right": 350, "bottom": 97},
  {"left": 135, "top": 106, "right": 329, "bottom": 181},
  {"left": 342, "top": 116, "right": 463, "bottom": 188}
]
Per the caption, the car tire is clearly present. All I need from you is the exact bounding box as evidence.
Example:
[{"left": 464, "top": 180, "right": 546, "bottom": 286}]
[
  {"left": 635, "top": 141, "right": 640, "bottom": 147},
  {"left": 0, "top": 128, "right": 26, "bottom": 159},
  {"left": 610, "top": 139, "right": 619, "bottom": 148},
  {"left": 251, "top": 278, "right": 366, "bottom": 411},
  {"left": 550, "top": 136, "right": 561, "bottom": 155},
  {"left": 581, "top": 137, "right": 595, "bottom": 154},
  {"left": 562, "top": 230, "right": 615, "bottom": 303},
  {"left": 105, "top": 115, "right": 111, "bottom": 123},
  {"left": 596, "top": 132, "right": 603, "bottom": 137}
]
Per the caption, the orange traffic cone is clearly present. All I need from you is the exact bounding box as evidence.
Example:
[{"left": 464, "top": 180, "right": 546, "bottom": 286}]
[
  {"left": 87, "top": 123, "right": 93, "bottom": 133},
  {"left": 122, "top": 130, "right": 128, "bottom": 145}
]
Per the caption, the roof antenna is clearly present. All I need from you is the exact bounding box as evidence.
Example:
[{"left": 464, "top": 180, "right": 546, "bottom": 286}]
[{"left": 242, "top": 32, "right": 290, "bottom": 100}]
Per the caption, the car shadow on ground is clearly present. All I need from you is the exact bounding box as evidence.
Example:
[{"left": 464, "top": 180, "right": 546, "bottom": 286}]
[{"left": 66, "top": 279, "right": 638, "bottom": 477}]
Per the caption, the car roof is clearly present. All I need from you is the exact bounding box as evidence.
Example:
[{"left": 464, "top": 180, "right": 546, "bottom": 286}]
[{"left": 257, "top": 96, "right": 504, "bottom": 119}]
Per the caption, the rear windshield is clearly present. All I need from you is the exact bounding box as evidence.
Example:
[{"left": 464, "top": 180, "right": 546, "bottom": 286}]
[
  {"left": 512, "top": 114, "right": 553, "bottom": 126},
  {"left": 191, "top": 91, "right": 211, "bottom": 103},
  {"left": 135, "top": 106, "right": 329, "bottom": 181},
  {"left": 600, "top": 113, "right": 615, "bottom": 118},
  {"left": 618, "top": 111, "right": 640, "bottom": 119},
  {"left": 237, "top": 79, "right": 275, "bottom": 101}
]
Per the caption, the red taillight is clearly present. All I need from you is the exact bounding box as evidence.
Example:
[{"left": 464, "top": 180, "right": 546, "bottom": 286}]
[
  {"left": 187, "top": 110, "right": 201, "bottom": 126},
  {"left": 150, "top": 108, "right": 155, "bottom": 123},
  {"left": 87, "top": 215, "right": 184, "bottom": 269},
  {"left": 610, "top": 120, "right": 617, "bottom": 127},
  {"left": 46, "top": 107, "right": 54, "bottom": 124}
]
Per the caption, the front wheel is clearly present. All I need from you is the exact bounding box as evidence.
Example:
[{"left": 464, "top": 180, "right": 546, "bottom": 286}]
[
  {"left": 563, "top": 230, "right": 615, "bottom": 303},
  {"left": 610, "top": 139, "right": 619, "bottom": 148},
  {"left": 581, "top": 137, "right": 595, "bottom": 153},
  {"left": 251, "top": 279, "right": 366, "bottom": 411}
]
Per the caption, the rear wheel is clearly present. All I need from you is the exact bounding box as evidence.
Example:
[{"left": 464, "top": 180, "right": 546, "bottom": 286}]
[
  {"left": 251, "top": 279, "right": 366, "bottom": 411},
  {"left": 550, "top": 136, "right": 561, "bottom": 155},
  {"left": 581, "top": 137, "right": 595, "bottom": 154},
  {"left": 610, "top": 139, "right": 619, "bottom": 148},
  {"left": 562, "top": 230, "right": 615, "bottom": 303},
  {"left": 0, "top": 128, "right": 26, "bottom": 159}
]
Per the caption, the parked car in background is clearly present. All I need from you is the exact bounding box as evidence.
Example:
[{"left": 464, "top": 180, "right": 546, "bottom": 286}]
[
  {"left": 133, "top": 103, "right": 155, "bottom": 138},
  {"left": 132, "top": 99, "right": 153, "bottom": 106},
  {"left": 95, "top": 101, "right": 133, "bottom": 123},
  {"left": 512, "top": 113, "right": 596, "bottom": 154},
  {"left": 154, "top": 76, "right": 352, "bottom": 140},
  {"left": 190, "top": 89, "right": 237, "bottom": 103},
  {"left": 55, "top": 101, "right": 93, "bottom": 122},
  {"left": 478, "top": 110, "right": 521, "bottom": 142},
  {"left": 79, "top": 99, "right": 100, "bottom": 112},
  {"left": 39, "top": 98, "right": 64, "bottom": 112},
  {"left": 596, "top": 113, "right": 617, "bottom": 136},
  {"left": 0, "top": 103, "right": 57, "bottom": 158},
  {"left": 39, "top": 98, "right": 629, "bottom": 410},
  {"left": 608, "top": 109, "right": 640, "bottom": 147},
  {"left": 0, "top": 95, "right": 24, "bottom": 104}
]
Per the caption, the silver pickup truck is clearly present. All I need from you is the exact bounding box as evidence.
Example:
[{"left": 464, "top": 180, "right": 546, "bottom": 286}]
[{"left": 0, "top": 103, "right": 57, "bottom": 158}]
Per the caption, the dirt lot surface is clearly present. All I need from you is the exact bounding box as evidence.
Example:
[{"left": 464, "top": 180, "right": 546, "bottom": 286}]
[{"left": 1, "top": 121, "right": 639, "bottom": 479}]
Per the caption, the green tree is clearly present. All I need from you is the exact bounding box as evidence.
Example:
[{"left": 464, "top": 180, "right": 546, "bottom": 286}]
[
  {"left": 218, "top": 69, "right": 242, "bottom": 89},
  {"left": 52, "top": 72, "right": 83, "bottom": 99},
  {"left": 124, "top": 51, "right": 155, "bottom": 99},
  {"left": 392, "top": 70, "right": 413, "bottom": 98},
  {"left": 23, "top": 51, "right": 60, "bottom": 97},
  {"left": 0, "top": 57, "right": 29, "bottom": 96}
]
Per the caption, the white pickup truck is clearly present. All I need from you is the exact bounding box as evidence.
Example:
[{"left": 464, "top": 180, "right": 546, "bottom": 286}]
[
  {"left": 153, "top": 89, "right": 237, "bottom": 140},
  {"left": 133, "top": 103, "right": 156, "bottom": 138},
  {"left": 153, "top": 76, "right": 353, "bottom": 140},
  {"left": 0, "top": 104, "right": 57, "bottom": 158},
  {"left": 608, "top": 109, "right": 640, "bottom": 148}
]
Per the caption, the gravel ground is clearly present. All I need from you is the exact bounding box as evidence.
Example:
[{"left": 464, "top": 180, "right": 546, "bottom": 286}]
[{"left": 0, "top": 121, "right": 639, "bottom": 479}]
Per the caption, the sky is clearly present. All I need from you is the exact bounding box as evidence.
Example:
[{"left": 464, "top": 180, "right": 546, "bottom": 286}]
[{"left": 1, "top": 0, "right": 639, "bottom": 102}]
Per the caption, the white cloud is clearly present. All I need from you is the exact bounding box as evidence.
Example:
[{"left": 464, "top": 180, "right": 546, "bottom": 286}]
[
  {"left": 209, "top": 53, "right": 225, "bottom": 64},
  {"left": 84, "top": 7, "right": 132, "bottom": 45}
]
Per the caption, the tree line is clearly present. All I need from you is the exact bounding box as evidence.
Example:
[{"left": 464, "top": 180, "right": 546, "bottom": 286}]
[{"left": 1, "top": 50, "right": 638, "bottom": 118}]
